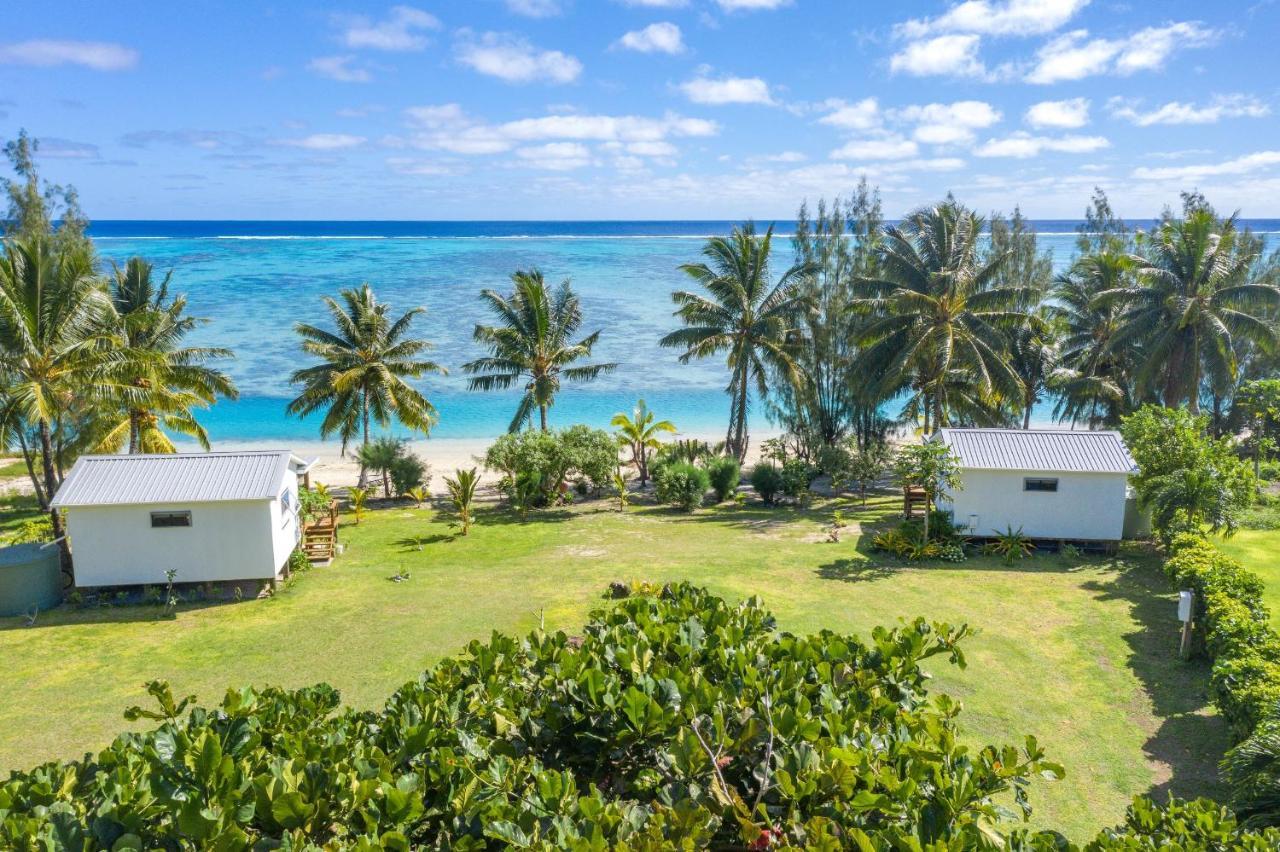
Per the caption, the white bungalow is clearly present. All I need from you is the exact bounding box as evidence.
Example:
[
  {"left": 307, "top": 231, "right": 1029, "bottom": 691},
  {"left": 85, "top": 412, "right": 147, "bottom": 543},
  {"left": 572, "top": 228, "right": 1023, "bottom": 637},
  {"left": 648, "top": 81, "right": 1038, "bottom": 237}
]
[
  {"left": 932, "top": 428, "right": 1138, "bottom": 542},
  {"left": 50, "top": 451, "right": 315, "bottom": 588}
]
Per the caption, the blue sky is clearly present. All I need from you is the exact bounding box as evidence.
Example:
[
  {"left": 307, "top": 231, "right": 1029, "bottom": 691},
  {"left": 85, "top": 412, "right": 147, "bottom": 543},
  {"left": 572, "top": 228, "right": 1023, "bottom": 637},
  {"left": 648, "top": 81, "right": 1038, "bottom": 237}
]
[{"left": 2, "top": 0, "right": 1279, "bottom": 220}]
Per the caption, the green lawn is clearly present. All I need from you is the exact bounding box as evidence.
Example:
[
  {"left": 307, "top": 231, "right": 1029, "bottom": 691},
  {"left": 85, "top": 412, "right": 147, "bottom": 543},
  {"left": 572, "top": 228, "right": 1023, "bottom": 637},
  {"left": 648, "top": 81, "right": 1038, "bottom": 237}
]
[
  {"left": 1217, "top": 528, "right": 1280, "bottom": 628},
  {"left": 0, "top": 493, "right": 1228, "bottom": 841}
]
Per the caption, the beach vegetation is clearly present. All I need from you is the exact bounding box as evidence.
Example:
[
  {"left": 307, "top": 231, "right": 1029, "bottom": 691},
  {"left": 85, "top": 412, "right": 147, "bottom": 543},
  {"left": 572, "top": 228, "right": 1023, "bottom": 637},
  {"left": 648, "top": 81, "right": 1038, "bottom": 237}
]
[
  {"left": 894, "top": 441, "right": 962, "bottom": 543},
  {"left": 288, "top": 284, "right": 443, "bottom": 488},
  {"left": 443, "top": 467, "right": 479, "bottom": 535},
  {"left": 704, "top": 454, "right": 740, "bottom": 502},
  {"left": 748, "top": 462, "right": 784, "bottom": 505},
  {"left": 483, "top": 425, "right": 617, "bottom": 508},
  {"left": 463, "top": 269, "right": 617, "bottom": 432},
  {"left": 346, "top": 486, "right": 368, "bottom": 523},
  {"left": 653, "top": 460, "right": 709, "bottom": 511},
  {"left": 389, "top": 450, "right": 428, "bottom": 498},
  {"left": 611, "top": 398, "right": 676, "bottom": 487},
  {"left": 357, "top": 436, "right": 405, "bottom": 500}
]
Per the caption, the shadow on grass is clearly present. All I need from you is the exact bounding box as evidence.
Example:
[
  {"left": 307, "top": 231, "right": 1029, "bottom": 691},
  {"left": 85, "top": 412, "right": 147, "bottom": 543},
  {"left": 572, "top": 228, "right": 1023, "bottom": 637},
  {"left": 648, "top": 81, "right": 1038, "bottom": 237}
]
[
  {"left": 394, "top": 533, "right": 458, "bottom": 551},
  {"left": 1081, "top": 555, "right": 1230, "bottom": 804},
  {"left": 815, "top": 558, "right": 901, "bottom": 583},
  {"left": 0, "top": 599, "right": 230, "bottom": 632}
]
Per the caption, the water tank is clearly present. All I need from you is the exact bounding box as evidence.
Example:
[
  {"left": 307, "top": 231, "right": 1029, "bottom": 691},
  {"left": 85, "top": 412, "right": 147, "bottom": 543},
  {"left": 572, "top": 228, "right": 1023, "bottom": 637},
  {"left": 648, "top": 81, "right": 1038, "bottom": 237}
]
[{"left": 0, "top": 543, "right": 62, "bottom": 616}]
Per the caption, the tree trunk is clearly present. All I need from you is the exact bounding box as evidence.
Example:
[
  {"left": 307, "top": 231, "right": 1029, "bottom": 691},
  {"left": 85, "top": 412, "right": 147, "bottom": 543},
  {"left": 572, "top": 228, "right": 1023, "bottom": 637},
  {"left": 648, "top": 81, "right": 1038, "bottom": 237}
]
[
  {"left": 637, "top": 444, "right": 648, "bottom": 487},
  {"left": 39, "top": 419, "right": 72, "bottom": 586},
  {"left": 735, "top": 385, "right": 749, "bottom": 463},
  {"left": 539, "top": 404, "right": 548, "bottom": 432},
  {"left": 932, "top": 392, "right": 944, "bottom": 434},
  {"left": 1023, "top": 394, "right": 1033, "bottom": 430},
  {"left": 1188, "top": 333, "right": 1201, "bottom": 415},
  {"left": 383, "top": 468, "right": 391, "bottom": 500},
  {"left": 17, "top": 430, "right": 46, "bottom": 509},
  {"left": 128, "top": 411, "right": 140, "bottom": 454},
  {"left": 357, "top": 393, "right": 369, "bottom": 489}
]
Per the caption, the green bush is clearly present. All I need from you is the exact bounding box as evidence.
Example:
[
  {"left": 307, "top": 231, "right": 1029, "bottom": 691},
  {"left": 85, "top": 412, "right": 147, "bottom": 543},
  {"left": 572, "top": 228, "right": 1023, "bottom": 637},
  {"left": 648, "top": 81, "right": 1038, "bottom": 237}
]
[
  {"left": 749, "top": 463, "right": 784, "bottom": 504},
  {"left": 1079, "top": 795, "right": 1280, "bottom": 849},
  {"left": 654, "top": 461, "right": 709, "bottom": 511},
  {"left": 389, "top": 452, "right": 429, "bottom": 497},
  {"left": 779, "top": 457, "right": 816, "bottom": 498},
  {"left": 484, "top": 426, "right": 616, "bottom": 508},
  {"left": 6, "top": 516, "right": 52, "bottom": 545},
  {"left": 704, "top": 456, "right": 740, "bottom": 502},
  {"left": 0, "top": 584, "right": 1076, "bottom": 849}
]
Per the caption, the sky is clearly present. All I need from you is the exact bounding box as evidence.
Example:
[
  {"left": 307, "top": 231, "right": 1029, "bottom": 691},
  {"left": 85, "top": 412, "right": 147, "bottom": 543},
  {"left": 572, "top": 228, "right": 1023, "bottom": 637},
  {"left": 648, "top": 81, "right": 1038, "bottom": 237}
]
[{"left": 2, "top": 0, "right": 1279, "bottom": 220}]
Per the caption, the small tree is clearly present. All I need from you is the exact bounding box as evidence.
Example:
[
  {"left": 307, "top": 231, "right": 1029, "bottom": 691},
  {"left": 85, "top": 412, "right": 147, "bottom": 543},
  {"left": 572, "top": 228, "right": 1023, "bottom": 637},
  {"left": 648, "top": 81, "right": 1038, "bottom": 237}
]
[
  {"left": 445, "top": 468, "right": 479, "bottom": 535},
  {"left": 612, "top": 469, "right": 631, "bottom": 512},
  {"left": 358, "top": 437, "right": 404, "bottom": 499},
  {"left": 611, "top": 399, "right": 676, "bottom": 487},
  {"left": 846, "top": 440, "right": 894, "bottom": 508},
  {"left": 894, "top": 441, "right": 962, "bottom": 542},
  {"left": 1236, "top": 379, "right": 1280, "bottom": 479},
  {"left": 347, "top": 487, "right": 369, "bottom": 524}
]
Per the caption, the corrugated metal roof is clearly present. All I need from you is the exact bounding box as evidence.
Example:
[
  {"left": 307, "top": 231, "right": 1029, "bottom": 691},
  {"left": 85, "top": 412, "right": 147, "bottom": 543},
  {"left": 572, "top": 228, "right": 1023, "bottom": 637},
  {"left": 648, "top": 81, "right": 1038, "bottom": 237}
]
[
  {"left": 51, "top": 452, "right": 304, "bottom": 508},
  {"left": 933, "top": 428, "right": 1137, "bottom": 474}
]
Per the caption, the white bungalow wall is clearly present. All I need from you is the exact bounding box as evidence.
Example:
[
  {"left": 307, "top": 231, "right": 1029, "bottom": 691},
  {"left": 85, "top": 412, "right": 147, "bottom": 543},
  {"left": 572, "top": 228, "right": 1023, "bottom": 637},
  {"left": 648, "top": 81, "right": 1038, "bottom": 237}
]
[{"left": 937, "top": 469, "right": 1129, "bottom": 541}]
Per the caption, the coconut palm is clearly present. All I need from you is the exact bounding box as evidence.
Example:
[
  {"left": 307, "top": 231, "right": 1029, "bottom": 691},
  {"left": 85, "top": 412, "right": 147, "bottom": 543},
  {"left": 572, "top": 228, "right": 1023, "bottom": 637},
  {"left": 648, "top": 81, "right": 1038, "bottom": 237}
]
[
  {"left": 98, "top": 257, "right": 238, "bottom": 453},
  {"left": 463, "top": 270, "right": 616, "bottom": 432},
  {"left": 1007, "top": 313, "right": 1059, "bottom": 429},
  {"left": 661, "top": 223, "right": 812, "bottom": 461},
  {"left": 1049, "top": 252, "right": 1134, "bottom": 428},
  {"left": 852, "top": 202, "right": 1032, "bottom": 432},
  {"left": 611, "top": 399, "right": 676, "bottom": 486},
  {"left": 288, "top": 284, "right": 444, "bottom": 488},
  {"left": 445, "top": 467, "right": 480, "bottom": 535},
  {"left": 1103, "top": 212, "right": 1280, "bottom": 412},
  {"left": 0, "top": 236, "right": 123, "bottom": 579}
]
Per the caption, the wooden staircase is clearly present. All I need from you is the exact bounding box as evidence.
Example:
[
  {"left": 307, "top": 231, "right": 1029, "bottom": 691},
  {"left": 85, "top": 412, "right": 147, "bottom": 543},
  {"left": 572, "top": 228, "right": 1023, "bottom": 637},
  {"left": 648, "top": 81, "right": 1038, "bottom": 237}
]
[
  {"left": 903, "top": 486, "right": 928, "bottom": 519},
  {"left": 302, "top": 500, "right": 339, "bottom": 563}
]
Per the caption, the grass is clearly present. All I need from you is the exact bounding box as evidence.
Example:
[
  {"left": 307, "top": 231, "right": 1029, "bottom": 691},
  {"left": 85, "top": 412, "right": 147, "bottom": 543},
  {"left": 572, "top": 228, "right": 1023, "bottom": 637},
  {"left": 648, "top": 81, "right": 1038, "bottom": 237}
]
[{"left": 0, "top": 491, "right": 1228, "bottom": 841}]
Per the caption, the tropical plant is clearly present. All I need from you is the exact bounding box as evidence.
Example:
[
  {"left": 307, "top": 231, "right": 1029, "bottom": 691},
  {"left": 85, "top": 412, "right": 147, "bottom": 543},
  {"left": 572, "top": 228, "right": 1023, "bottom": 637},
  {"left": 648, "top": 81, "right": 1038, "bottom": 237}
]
[
  {"left": 1106, "top": 211, "right": 1280, "bottom": 412},
  {"left": 661, "top": 223, "right": 813, "bottom": 461},
  {"left": 705, "top": 456, "right": 740, "bottom": 503},
  {"left": 463, "top": 270, "right": 616, "bottom": 432},
  {"left": 99, "top": 257, "right": 238, "bottom": 453},
  {"left": 1235, "top": 378, "right": 1280, "bottom": 478},
  {"left": 895, "top": 441, "right": 963, "bottom": 543},
  {"left": 389, "top": 452, "right": 428, "bottom": 497},
  {"left": 357, "top": 436, "right": 405, "bottom": 500},
  {"left": 288, "top": 284, "right": 443, "bottom": 488},
  {"left": 611, "top": 399, "right": 675, "bottom": 486},
  {"left": 611, "top": 469, "right": 631, "bottom": 512},
  {"left": 1122, "top": 405, "right": 1255, "bottom": 544},
  {"left": 749, "top": 463, "right": 784, "bottom": 505},
  {"left": 483, "top": 426, "right": 616, "bottom": 508},
  {"left": 852, "top": 201, "right": 1032, "bottom": 431},
  {"left": 780, "top": 458, "right": 816, "bottom": 499},
  {"left": 0, "top": 235, "right": 119, "bottom": 579},
  {"left": 845, "top": 439, "right": 894, "bottom": 508},
  {"left": 347, "top": 486, "right": 368, "bottom": 523},
  {"left": 444, "top": 467, "right": 479, "bottom": 535},
  {"left": 404, "top": 486, "right": 428, "bottom": 508},
  {"left": 654, "top": 462, "right": 709, "bottom": 512},
  {"left": 985, "top": 526, "right": 1035, "bottom": 564},
  {"left": 1049, "top": 252, "right": 1134, "bottom": 428}
]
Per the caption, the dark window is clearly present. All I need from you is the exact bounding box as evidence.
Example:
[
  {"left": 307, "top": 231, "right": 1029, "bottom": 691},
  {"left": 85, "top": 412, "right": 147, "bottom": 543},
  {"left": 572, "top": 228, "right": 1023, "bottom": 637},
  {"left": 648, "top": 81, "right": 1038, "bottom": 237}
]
[
  {"left": 1023, "top": 478, "right": 1059, "bottom": 493},
  {"left": 150, "top": 511, "right": 192, "bottom": 528}
]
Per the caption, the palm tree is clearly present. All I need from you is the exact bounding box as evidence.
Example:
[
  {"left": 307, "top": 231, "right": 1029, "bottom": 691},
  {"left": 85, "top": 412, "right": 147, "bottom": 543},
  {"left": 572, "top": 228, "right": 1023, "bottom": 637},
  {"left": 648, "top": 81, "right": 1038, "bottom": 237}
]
[
  {"left": 99, "top": 257, "right": 238, "bottom": 453},
  {"left": 851, "top": 202, "right": 1031, "bottom": 432},
  {"left": 0, "top": 236, "right": 121, "bottom": 579},
  {"left": 1007, "top": 313, "right": 1059, "bottom": 429},
  {"left": 611, "top": 399, "right": 676, "bottom": 486},
  {"left": 1049, "top": 252, "right": 1133, "bottom": 428},
  {"left": 661, "top": 224, "right": 812, "bottom": 461},
  {"left": 1103, "top": 212, "right": 1280, "bottom": 413},
  {"left": 357, "top": 436, "right": 404, "bottom": 499},
  {"left": 288, "top": 284, "right": 444, "bottom": 488},
  {"left": 462, "top": 270, "right": 616, "bottom": 432},
  {"left": 445, "top": 467, "right": 480, "bottom": 535}
]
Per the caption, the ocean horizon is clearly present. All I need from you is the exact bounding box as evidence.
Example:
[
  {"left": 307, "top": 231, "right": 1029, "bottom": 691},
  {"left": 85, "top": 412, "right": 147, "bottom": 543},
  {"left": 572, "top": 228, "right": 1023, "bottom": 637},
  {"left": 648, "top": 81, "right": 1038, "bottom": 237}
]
[{"left": 87, "top": 219, "right": 1280, "bottom": 446}]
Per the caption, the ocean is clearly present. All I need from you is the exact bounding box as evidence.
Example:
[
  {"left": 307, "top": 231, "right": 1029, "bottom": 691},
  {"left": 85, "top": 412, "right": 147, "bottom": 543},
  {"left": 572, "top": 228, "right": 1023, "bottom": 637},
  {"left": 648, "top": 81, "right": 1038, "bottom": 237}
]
[{"left": 89, "top": 220, "right": 1280, "bottom": 444}]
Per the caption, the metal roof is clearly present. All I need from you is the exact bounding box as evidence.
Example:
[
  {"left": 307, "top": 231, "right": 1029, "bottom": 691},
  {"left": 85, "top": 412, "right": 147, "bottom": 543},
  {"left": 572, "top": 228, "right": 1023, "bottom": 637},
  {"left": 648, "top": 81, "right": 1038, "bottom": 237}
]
[
  {"left": 50, "top": 452, "right": 310, "bottom": 508},
  {"left": 933, "top": 428, "right": 1137, "bottom": 474}
]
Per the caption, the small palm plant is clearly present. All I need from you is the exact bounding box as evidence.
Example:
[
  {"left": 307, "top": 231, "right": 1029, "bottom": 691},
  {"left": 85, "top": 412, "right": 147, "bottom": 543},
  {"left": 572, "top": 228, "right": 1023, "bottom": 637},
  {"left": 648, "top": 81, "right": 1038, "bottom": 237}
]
[
  {"left": 613, "top": 469, "right": 632, "bottom": 512},
  {"left": 445, "top": 468, "right": 479, "bottom": 535},
  {"left": 405, "top": 486, "right": 428, "bottom": 508},
  {"left": 348, "top": 487, "right": 369, "bottom": 524},
  {"left": 984, "top": 526, "right": 1035, "bottom": 565}
]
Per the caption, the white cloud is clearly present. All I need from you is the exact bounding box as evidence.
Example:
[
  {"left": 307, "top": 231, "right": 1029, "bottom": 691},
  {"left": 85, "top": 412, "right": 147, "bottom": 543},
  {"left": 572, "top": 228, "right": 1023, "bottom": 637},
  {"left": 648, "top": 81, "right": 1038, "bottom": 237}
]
[
  {"left": 818, "top": 98, "right": 880, "bottom": 131},
  {"left": 1027, "top": 22, "right": 1215, "bottom": 84},
  {"left": 626, "top": 140, "right": 678, "bottom": 156},
  {"left": 36, "top": 138, "right": 100, "bottom": 159},
  {"left": 896, "top": 100, "right": 1001, "bottom": 145},
  {"left": 0, "top": 39, "right": 137, "bottom": 71},
  {"left": 713, "top": 0, "right": 791, "bottom": 9},
  {"left": 1109, "top": 94, "right": 1269, "bottom": 126},
  {"left": 386, "top": 157, "right": 464, "bottom": 176},
  {"left": 679, "top": 73, "right": 774, "bottom": 105},
  {"left": 621, "top": 0, "right": 688, "bottom": 5},
  {"left": 340, "top": 6, "right": 440, "bottom": 51},
  {"left": 274, "top": 133, "right": 366, "bottom": 150},
  {"left": 889, "top": 34, "right": 987, "bottom": 78},
  {"left": 455, "top": 32, "right": 582, "bottom": 84},
  {"left": 514, "top": 142, "right": 593, "bottom": 170},
  {"left": 506, "top": 0, "right": 563, "bottom": 17},
  {"left": 974, "top": 131, "right": 1109, "bottom": 158},
  {"left": 898, "top": 0, "right": 1089, "bottom": 38},
  {"left": 1025, "top": 97, "right": 1090, "bottom": 128},
  {"left": 761, "top": 151, "right": 806, "bottom": 162},
  {"left": 308, "top": 55, "right": 372, "bottom": 82},
  {"left": 1132, "top": 151, "right": 1280, "bottom": 181},
  {"left": 617, "top": 22, "right": 684, "bottom": 54},
  {"left": 400, "top": 104, "right": 717, "bottom": 157},
  {"left": 830, "top": 136, "right": 919, "bottom": 160}
]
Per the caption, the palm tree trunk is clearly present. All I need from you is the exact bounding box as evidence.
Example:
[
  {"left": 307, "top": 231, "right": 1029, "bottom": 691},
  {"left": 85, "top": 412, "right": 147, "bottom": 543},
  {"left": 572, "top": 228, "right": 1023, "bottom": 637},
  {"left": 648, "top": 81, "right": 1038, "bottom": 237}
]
[
  {"left": 358, "top": 392, "right": 369, "bottom": 489},
  {"left": 16, "top": 429, "right": 46, "bottom": 508},
  {"left": 39, "top": 418, "right": 72, "bottom": 585},
  {"left": 638, "top": 444, "right": 648, "bottom": 487},
  {"left": 932, "top": 392, "right": 944, "bottom": 434},
  {"left": 539, "top": 404, "right": 548, "bottom": 432},
  {"left": 129, "top": 411, "right": 140, "bottom": 454},
  {"left": 1023, "top": 393, "right": 1033, "bottom": 430},
  {"left": 1188, "top": 333, "right": 1201, "bottom": 415},
  {"left": 736, "top": 386, "right": 749, "bottom": 462}
]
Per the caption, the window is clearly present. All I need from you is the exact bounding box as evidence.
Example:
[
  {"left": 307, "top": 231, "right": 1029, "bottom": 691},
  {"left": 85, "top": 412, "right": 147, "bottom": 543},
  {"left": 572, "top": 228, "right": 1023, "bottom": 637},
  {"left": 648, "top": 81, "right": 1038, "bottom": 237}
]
[
  {"left": 1023, "top": 478, "right": 1059, "bottom": 493},
  {"left": 280, "top": 489, "right": 292, "bottom": 511},
  {"left": 150, "top": 511, "right": 192, "bottom": 528}
]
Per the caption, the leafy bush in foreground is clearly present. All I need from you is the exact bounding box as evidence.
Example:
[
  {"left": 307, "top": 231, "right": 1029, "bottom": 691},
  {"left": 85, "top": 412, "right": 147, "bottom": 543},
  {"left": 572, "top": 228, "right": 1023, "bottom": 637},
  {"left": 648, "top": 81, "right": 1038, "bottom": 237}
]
[
  {"left": 704, "top": 455, "right": 740, "bottom": 502},
  {"left": 654, "top": 461, "right": 710, "bottom": 511},
  {"left": 749, "top": 463, "right": 784, "bottom": 504},
  {"left": 2, "top": 584, "right": 1069, "bottom": 849}
]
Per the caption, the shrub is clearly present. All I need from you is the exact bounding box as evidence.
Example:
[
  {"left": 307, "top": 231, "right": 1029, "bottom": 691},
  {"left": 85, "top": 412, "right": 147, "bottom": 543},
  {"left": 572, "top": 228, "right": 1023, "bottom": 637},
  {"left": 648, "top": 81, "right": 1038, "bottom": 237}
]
[
  {"left": 7, "top": 516, "right": 52, "bottom": 545},
  {"left": 779, "top": 458, "right": 816, "bottom": 499},
  {"left": 704, "top": 456, "right": 740, "bottom": 502},
  {"left": 0, "top": 584, "right": 1075, "bottom": 849},
  {"left": 984, "top": 526, "right": 1035, "bottom": 565},
  {"left": 654, "top": 461, "right": 709, "bottom": 512},
  {"left": 389, "top": 452, "right": 429, "bottom": 497},
  {"left": 749, "top": 463, "right": 784, "bottom": 504},
  {"left": 484, "top": 426, "right": 617, "bottom": 508}
]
